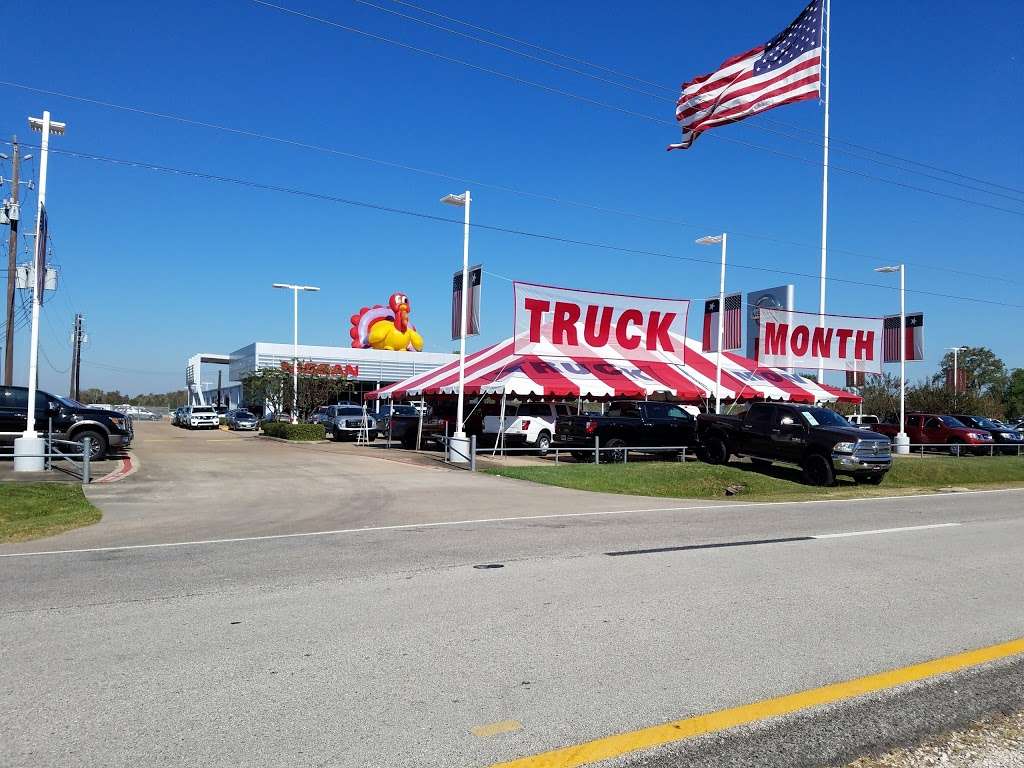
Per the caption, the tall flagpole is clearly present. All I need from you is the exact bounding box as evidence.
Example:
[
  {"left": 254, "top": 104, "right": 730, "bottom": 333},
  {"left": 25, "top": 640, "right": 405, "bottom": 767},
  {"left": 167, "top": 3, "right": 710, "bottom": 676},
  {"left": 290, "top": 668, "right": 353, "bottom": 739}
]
[{"left": 817, "top": 0, "right": 831, "bottom": 388}]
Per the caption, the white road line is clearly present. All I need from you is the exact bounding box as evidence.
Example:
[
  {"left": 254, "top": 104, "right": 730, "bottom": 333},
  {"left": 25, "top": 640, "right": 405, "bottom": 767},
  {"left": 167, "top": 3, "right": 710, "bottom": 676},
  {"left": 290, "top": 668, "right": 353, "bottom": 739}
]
[
  {"left": 1, "top": 487, "right": 1019, "bottom": 559},
  {"left": 813, "top": 522, "right": 962, "bottom": 539}
]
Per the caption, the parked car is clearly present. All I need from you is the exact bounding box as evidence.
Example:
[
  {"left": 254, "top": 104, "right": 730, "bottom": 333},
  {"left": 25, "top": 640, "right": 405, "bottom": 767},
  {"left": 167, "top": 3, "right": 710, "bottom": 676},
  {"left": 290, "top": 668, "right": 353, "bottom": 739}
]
[
  {"left": 873, "top": 413, "right": 993, "bottom": 455},
  {"left": 847, "top": 414, "right": 882, "bottom": 429},
  {"left": 226, "top": 409, "right": 259, "bottom": 431},
  {"left": 0, "top": 386, "right": 133, "bottom": 460},
  {"left": 316, "top": 404, "right": 378, "bottom": 442},
  {"left": 88, "top": 403, "right": 116, "bottom": 413},
  {"left": 172, "top": 407, "right": 187, "bottom": 426},
  {"left": 697, "top": 402, "right": 891, "bottom": 486},
  {"left": 555, "top": 400, "right": 696, "bottom": 462},
  {"left": 951, "top": 414, "right": 1023, "bottom": 454},
  {"left": 184, "top": 405, "right": 220, "bottom": 430},
  {"left": 483, "top": 402, "right": 574, "bottom": 455},
  {"left": 374, "top": 403, "right": 420, "bottom": 434}
]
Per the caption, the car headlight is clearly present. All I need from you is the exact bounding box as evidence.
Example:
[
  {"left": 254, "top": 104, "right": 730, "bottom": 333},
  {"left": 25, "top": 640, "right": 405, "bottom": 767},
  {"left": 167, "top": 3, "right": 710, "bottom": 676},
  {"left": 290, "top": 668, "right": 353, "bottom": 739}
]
[
  {"left": 109, "top": 417, "right": 126, "bottom": 428},
  {"left": 1000, "top": 432, "right": 1017, "bottom": 439},
  {"left": 967, "top": 432, "right": 988, "bottom": 440},
  {"left": 833, "top": 442, "right": 856, "bottom": 453}
]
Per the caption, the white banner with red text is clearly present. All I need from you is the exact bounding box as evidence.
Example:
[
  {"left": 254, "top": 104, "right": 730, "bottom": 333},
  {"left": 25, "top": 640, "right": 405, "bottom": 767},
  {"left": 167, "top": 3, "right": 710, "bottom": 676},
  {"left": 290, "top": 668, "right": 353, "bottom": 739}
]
[
  {"left": 513, "top": 282, "right": 690, "bottom": 363},
  {"left": 757, "top": 308, "right": 883, "bottom": 374}
]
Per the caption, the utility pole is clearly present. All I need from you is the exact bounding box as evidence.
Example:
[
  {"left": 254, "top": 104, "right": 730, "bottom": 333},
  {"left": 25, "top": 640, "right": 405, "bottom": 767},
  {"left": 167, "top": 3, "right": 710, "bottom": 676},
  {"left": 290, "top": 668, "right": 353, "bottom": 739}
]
[
  {"left": 4, "top": 136, "right": 21, "bottom": 386},
  {"left": 216, "top": 369, "right": 222, "bottom": 408},
  {"left": 69, "top": 313, "right": 83, "bottom": 400}
]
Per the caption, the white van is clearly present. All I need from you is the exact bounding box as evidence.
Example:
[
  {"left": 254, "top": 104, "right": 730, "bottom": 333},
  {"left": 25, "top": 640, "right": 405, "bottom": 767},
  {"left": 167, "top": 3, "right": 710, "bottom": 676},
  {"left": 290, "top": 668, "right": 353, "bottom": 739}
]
[{"left": 483, "top": 402, "right": 574, "bottom": 454}]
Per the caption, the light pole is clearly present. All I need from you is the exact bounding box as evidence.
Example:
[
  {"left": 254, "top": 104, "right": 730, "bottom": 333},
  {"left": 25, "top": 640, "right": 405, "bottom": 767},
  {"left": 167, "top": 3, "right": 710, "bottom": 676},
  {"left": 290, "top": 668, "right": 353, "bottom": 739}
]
[
  {"left": 875, "top": 265, "right": 909, "bottom": 455},
  {"left": 14, "top": 111, "right": 65, "bottom": 472},
  {"left": 697, "top": 233, "right": 727, "bottom": 414},
  {"left": 441, "top": 190, "right": 471, "bottom": 464},
  {"left": 272, "top": 283, "right": 319, "bottom": 424},
  {"left": 946, "top": 346, "right": 967, "bottom": 406}
]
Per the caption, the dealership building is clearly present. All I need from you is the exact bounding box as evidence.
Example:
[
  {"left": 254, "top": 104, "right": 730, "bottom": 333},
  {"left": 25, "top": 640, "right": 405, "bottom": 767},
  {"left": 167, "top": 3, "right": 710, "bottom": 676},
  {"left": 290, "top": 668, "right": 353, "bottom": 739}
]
[{"left": 188, "top": 342, "right": 457, "bottom": 412}]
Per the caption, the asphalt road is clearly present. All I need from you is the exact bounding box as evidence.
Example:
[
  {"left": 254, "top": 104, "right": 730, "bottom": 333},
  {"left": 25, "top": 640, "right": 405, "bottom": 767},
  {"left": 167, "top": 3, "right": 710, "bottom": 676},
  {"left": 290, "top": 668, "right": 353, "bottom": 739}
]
[{"left": 1, "top": 422, "right": 1022, "bottom": 767}]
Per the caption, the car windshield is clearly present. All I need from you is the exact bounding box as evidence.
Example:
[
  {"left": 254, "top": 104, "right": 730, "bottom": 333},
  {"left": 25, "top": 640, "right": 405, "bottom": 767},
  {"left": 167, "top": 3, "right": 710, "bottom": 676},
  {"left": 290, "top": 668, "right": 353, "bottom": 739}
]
[
  {"left": 798, "top": 407, "right": 851, "bottom": 428},
  {"left": 940, "top": 416, "right": 966, "bottom": 428},
  {"left": 235, "top": 411, "right": 255, "bottom": 419},
  {"left": 392, "top": 406, "right": 417, "bottom": 416},
  {"left": 968, "top": 416, "right": 999, "bottom": 430},
  {"left": 192, "top": 407, "right": 215, "bottom": 414},
  {"left": 338, "top": 407, "right": 363, "bottom": 416},
  {"left": 58, "top": 396, "right": 83, "bottom": 408}
]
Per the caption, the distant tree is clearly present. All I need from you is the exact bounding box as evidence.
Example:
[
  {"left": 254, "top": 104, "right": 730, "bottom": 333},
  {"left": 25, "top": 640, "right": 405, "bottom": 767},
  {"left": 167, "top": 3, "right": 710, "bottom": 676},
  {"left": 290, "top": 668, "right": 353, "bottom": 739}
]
[
  {"left": 242, "top": 367, "right": 355, "bottom": 419},
  {"left": 1003, "top": 369, "right": 1024, "bottom": 420},
  {"left": 907, "top": 380, "right": 1004, "bottom": 419},
  {"left": 934, "top": 346, "right": 1008, "bottom": 396}
]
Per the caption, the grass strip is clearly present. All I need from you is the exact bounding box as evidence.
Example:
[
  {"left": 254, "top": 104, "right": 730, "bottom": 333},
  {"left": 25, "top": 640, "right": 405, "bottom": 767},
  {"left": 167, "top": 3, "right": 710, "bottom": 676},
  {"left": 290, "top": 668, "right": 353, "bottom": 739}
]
[
  {"left": 484, "top": 456, "right": 1024, "bottom": 502},
  {"left": 0, "top": 483, "right": 102, "bottom": 543}
]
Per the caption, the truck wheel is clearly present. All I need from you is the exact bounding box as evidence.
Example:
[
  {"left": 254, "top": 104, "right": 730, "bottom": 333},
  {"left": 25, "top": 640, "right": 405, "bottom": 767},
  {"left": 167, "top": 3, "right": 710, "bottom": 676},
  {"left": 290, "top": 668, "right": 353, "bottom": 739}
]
[
  {"left": 535, "top": 431, "right": 551, "bottom": 456},
  {"left": 602, "top": 438, "right": 626, "bottom": 463},
  {"left": 73, "top": 429, "right": 108, "bottom": 461},
  {"left": 801, "top": 453, "right": 836, "bottom": 486},
  {"left": 947, "top": 439, "right": 967, "bottom": 457},
  {"left": 571, "top": 451, "right": 590, "bottom": 463},
  {"left": 702, "top": 437, "right": 729, "bottom": 465}
]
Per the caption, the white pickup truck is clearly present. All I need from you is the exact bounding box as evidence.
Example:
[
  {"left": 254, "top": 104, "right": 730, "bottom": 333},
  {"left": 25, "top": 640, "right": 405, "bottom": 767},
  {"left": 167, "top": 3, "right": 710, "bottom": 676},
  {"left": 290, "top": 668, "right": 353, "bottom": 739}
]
[{"left": 483, "top": 402, "right": 574, "bottom": 454}]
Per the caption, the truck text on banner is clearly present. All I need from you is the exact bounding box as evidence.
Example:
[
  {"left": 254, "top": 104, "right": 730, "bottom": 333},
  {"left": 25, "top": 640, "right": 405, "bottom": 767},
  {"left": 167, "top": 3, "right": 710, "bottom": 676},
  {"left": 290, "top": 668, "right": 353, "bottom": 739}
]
[
  {"left": 513, "top": 282, "right": 690, "bottom": 363},
  {"left": 757, "top": 308, "right": 883, "bottom": 374}
]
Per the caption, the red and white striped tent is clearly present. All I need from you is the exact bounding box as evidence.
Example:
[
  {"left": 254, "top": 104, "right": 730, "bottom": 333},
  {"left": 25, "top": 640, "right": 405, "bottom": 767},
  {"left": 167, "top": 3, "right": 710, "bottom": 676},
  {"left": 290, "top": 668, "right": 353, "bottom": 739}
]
[{"left": 366, "top": 333, "right": 859, "bottom": 404}]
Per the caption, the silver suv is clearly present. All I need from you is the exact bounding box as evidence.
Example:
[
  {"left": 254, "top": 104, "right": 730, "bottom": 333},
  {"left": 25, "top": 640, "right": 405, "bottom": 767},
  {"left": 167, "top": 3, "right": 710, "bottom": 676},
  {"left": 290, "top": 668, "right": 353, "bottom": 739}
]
[
  {"left": 315, "top": 404, "right": 377, "bottom": 442},
  {"left": 185, "top": 405, "right": 220, "bottom": 430}
]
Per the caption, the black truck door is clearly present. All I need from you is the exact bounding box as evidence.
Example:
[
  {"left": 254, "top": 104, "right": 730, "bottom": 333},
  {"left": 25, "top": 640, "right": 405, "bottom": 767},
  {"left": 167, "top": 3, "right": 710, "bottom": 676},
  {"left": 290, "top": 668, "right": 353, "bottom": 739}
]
[
  {"left": 0, "top": 386, "right": 29, "bottom": 436},
  {"left": 740, "top": 403, "right": 775, "bottom": 456},
  {"left": 769, "top": 406, "right": 807, "bottom": 463}
]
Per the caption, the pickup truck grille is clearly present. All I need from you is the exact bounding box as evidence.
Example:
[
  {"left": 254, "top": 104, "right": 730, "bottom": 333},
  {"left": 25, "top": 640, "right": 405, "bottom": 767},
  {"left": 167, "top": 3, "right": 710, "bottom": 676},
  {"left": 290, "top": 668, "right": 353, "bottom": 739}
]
[{"left": 854, "top": 439, "right": 891, "bottom": 458}]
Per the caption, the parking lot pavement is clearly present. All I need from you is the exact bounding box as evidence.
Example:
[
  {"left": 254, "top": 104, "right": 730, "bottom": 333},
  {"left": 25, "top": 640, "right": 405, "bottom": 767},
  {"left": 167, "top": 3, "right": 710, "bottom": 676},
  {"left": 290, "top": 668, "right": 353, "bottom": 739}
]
[{"left": 0, "top": 421, "right": 725, "bottom": 553}]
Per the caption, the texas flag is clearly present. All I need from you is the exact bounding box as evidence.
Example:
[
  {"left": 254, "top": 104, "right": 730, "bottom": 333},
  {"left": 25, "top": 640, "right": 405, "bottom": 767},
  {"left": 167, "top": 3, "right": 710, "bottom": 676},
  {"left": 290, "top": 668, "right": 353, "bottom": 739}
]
[
  {"left": 702, "top": 293, "right": 742, "bottom": 352},
  {"left": 883, "top": 313, "right": 924, "bottom": 363}
]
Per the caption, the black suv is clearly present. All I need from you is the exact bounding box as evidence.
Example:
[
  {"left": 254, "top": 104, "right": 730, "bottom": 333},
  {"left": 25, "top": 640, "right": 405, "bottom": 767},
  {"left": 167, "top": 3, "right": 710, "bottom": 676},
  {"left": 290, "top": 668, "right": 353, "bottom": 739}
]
[{"left": 0, "top": 385, "right": 133, "bottom": 459}]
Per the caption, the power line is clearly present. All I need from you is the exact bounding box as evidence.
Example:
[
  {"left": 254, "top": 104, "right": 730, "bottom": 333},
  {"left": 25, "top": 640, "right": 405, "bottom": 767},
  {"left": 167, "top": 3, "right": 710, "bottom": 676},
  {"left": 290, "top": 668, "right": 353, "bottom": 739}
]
[
  {"left": 246, "top": 2, "right": 1024, "bottom": 218},
  {"left": 14, "top": 139, "right": 1023, "bottom": 311},
  {"left": 379, "top": 0, "right": 1024, "bottom": 199},
  {"left": 0, "top": 92, "right": 1018, "bottom": 288}
]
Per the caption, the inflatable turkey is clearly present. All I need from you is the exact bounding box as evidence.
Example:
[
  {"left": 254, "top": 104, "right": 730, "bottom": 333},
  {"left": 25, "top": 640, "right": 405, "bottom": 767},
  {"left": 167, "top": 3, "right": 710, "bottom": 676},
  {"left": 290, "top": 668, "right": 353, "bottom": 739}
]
[{"left": 349, "top": 292, "right": 424, "bottom": 352}]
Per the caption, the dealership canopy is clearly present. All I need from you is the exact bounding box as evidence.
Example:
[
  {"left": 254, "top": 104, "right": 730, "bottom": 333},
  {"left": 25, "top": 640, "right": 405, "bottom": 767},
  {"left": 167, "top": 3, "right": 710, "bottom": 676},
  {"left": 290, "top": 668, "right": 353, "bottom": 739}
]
[{"left": 366, "top": 333, "right": 860, "bottom": 403}]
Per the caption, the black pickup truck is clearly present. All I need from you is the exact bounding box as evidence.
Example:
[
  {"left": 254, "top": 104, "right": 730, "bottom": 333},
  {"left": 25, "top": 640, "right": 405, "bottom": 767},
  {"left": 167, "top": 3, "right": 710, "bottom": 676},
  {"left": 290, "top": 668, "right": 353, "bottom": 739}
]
[
  {"left": 554, "top": 400, "right": 696, "bottom": 462},
  {"left": 696, "top": 402, "right": 891, "bottom": 486}
]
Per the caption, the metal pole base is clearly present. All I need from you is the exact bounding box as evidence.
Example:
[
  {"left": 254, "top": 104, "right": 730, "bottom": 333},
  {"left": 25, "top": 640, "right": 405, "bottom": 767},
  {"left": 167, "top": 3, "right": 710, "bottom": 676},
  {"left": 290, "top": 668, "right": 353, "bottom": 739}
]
[
  {"left": 13, "top": 434, "right": 45, "bottom": 471},
  {"left": 893, "top": 433, "right": 910, "bottom": 455},
  {"left": 448, "top": 432, "right": 471, "bottom": 464}
]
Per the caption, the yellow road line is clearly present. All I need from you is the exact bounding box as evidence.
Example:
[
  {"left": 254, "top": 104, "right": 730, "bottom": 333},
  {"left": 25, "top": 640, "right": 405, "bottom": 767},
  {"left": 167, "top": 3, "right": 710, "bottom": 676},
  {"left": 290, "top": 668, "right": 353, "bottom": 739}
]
[
  {"left": 473, "top": 720, "right": 524, "bottom": 738},
  {"left": 490, "top": 636, "right": 1024, "bottom": 768}
]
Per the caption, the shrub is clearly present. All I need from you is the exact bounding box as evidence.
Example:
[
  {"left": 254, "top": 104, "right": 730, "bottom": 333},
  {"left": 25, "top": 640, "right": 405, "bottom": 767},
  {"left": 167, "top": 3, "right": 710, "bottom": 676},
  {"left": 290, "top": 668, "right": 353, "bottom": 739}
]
[{"left": 261, "top": 421, "right": 326, "bottom": 441}]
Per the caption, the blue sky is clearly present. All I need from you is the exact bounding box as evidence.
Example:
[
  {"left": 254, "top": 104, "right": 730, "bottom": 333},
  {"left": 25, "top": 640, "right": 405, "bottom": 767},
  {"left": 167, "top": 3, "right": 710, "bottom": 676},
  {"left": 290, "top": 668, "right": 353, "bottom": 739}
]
[{"left": 3, "top": 0, "right": 1022, "bottom": 396}]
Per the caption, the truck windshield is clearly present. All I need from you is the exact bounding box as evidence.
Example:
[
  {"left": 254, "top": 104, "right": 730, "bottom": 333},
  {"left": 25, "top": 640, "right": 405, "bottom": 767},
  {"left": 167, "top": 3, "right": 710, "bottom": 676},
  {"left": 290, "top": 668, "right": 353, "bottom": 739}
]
[{"left": 798, "top": 408, "right": 850, "bottom": 428}]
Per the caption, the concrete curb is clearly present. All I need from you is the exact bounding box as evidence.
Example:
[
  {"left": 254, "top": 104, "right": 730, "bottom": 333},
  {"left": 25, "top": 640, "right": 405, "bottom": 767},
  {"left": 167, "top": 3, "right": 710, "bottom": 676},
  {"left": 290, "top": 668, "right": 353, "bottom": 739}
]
[{"left": 256, "top": 434, "right": 333, "bottom": 446}]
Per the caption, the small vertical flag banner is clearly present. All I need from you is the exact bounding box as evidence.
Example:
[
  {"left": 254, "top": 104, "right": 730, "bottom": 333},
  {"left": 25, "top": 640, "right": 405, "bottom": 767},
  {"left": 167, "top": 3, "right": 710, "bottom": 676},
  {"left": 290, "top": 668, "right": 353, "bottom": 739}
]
[
  {"left": 883, "top": 313, "right": 924, "bottom": 363},
  {"left": 452, "top": 265, "right": 483, "bottom": 340},
  {"left": 946, "top": 368, "right": 970, "bottom": 393},
  {"left": 669, "top": 0, "right": 823, "bottom": 150},
  {"left": 845, "top": 359, "right": 866, "bottom": 388},
  {"left": 36, "top": 205, "right": 48, "bottom": 305},
  {"left": 702, "top": 293, "right": 742, "bottom": 352}
]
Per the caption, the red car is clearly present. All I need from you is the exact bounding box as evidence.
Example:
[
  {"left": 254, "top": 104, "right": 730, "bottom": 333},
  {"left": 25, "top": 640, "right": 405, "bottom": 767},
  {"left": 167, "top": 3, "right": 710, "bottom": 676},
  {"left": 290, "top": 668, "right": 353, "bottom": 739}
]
[{"left": 874, "top": 413, "right": 994, "bottom": 455}]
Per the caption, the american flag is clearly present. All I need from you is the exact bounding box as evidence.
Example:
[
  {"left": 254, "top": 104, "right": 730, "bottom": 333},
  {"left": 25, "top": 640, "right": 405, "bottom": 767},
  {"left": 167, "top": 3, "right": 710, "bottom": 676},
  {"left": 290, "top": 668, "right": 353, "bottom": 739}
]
[
  {"left": 452, "top": 265, "right": 482, "bottom": 340},
  {"left": 669, "top": 1, "right": 823, "bottom": 150},
  {"left": 883, "top": 313, "right": 924, "bottom": 363},
  {"left": 702, "top": 293, "right": 742, "bottom": 352}
]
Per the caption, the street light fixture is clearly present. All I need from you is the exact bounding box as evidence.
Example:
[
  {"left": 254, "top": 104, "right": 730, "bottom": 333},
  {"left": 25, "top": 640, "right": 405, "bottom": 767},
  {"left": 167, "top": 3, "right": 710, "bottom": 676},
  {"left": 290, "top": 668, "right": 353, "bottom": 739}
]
[
  {"left": 945, "top": 346, "right": 967, "bottom": 403},
  {"left": 273, "top": 283, "right": 320, "bottom": 424},
  {"left": 874, "top": 265, "right": 909, "bottom": 454},
  {"left": 696, "top": 233, "right": 727, "bottom": 414},
  {"left": 441, "top": 190, "right": 471, "bottom": 464}
]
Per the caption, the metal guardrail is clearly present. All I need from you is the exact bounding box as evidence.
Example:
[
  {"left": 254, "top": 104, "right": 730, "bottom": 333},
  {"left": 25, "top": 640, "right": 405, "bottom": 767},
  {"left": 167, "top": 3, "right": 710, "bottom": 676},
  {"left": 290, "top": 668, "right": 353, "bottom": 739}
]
[
  {"left": 903, "top": 442, "right": 1023, "bottom": 458},
  {"left": 0, "top": 423, "right": 92, "bottom": 483}
]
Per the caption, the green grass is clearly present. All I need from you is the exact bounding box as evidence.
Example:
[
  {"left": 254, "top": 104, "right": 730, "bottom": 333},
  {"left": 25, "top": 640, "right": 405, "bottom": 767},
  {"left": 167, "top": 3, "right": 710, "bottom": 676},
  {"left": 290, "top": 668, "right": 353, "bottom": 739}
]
[
  {"left": 0, "top": 483, "right": 102, "bottom": 543},
  {"left": 484, "top": 456, "right": 1024, "bottom": 502}
]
